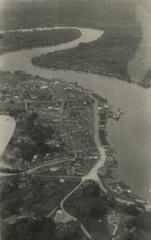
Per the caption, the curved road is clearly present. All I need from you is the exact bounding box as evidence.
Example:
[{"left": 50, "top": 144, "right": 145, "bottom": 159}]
[
  {"left": 58, "top": 91, "right": 135, "bottom": 240},
  {"left": 0, "top": 26, "right": 143, "bottom": 239}
]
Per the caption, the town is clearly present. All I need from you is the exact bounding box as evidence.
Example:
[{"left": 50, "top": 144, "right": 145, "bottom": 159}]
[
  {"left": 0, "top": 70, "right": 105, "bottom": 177},
  {"left": 0, "top": 70, "right": 151, "bottom": 240}
]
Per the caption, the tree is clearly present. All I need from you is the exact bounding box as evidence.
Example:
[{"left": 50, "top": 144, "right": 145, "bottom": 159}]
[
  {"left": 2, "top": 216, "right": 56, "bottom": 240},
  {"left": 82, "top": 180, "right": 100, "bottom": 198},
  {"left": 90, "top": 198, "right": 108, "bottom": 218}
]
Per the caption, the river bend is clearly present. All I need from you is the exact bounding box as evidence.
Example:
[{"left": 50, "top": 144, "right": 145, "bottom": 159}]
[{"left": 0, "top": 26, "right": 151, "bottom": 202}]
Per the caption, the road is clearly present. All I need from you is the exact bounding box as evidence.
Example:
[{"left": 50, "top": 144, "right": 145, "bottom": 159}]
[
  {"left": 34, "top": 174, "right": 81, "bottom": 180},
  {"left": 57, "top": 93, "right": 136, "bottom": 240},
  {"left": 27, "top": 158, "right": 70, "bottom": 174},
  {"left": 57, "top": 95, "right": 107, "bottom": 240},
  {"left": 0, "top": 90, "right": 134, "bottom": 239},
  {"left": 60, "top": 181, "right": 93, "bottom": 240},
  {"left": 107, "top": 211, "right": 120, "bottom": 240},
  {"left": 0, "top": 26, "right": 139, "bottom": 239}
]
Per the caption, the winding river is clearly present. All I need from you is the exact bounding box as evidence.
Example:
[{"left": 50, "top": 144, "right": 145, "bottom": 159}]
[{"left": 0, "top": 25, "right": 151, "bottom": 202}]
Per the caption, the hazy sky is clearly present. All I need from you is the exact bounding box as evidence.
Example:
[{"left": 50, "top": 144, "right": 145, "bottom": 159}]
[
  {"left": 139, "top": 0, "right": 151, "bottom": 13},
  {"left": 0, "top": 0, "right": 151, "bottom": 16}
]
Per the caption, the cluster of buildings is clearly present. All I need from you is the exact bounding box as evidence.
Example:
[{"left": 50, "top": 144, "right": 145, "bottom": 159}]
[{"left": 0, "top": 72, "right": 102, "bottom": 176}]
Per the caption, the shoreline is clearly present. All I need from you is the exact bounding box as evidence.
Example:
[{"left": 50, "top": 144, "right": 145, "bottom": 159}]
[
  {"left": 0, "top": 28, "right": 81, "bottom": 55},
  {"left": 0, "top": 25, "right": 150, "bottom": 206},
  {"left": 31, "top": 51, "right": 151, "bottom": 89},
  {"left": 0, "top": 75, "right": 149, "bottom": 209},
  {"left": 96, "top": 104, "right": 151, "bottom": 207}
]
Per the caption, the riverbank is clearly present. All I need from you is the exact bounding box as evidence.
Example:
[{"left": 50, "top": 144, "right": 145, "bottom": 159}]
[
  {"left": 1, "top": 0, "right": 144, "bottom": 86},
  {"left": 0, "top": 26, "right": 150, "bottom": 202},
  {"left": 31, "top": 24, "right": 142, "bottom": 86},
  {"left": 90, "top": 99, "right": 142, "bottom": 204},
  {"left": 0, "top": 69, "right": 144, "bottom": 205},
  {"left": 0, "top": 28, "right": 151, "bottom": 240},
  {"left": 0, "top": 70, "right": 113, "bottom": 240},
  {"left": 95, "top": 102, "right": 148, "bottom": 204},
  {"left": 0, "top": 28, "right": 81, "bottom": 54}
]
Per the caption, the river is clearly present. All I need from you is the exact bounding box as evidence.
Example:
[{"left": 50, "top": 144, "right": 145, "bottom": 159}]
[
  {"left": 0, "top": 24, "right": 151, "bottom": 202},
  {"left": 128, "top": 4, "right": 151, "bottom": 82}
]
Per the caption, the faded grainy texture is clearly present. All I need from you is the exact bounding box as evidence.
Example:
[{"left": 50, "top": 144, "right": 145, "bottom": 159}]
[{"left": 0, "top": 1, "right": 151, "bottom": 240}]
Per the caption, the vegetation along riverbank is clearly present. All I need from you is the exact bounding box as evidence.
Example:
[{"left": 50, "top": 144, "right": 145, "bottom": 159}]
[
  {"left": 1, "top": 0, "right": 146, "bottom": 86},
  {"left": 0, "top": 70, "right": 151, "bottom": 240},
  {"left": 32, "top": 24, "right": 141, "bottom": 85},
  {"left": 0, "top": 29, "right": 81, "bottom": 54}
]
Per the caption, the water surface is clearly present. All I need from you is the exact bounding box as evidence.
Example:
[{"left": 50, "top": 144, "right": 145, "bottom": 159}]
[
  {"left": 0, "top": 27, "right": 151, "bottom": 202},
  {"left": 128, "top": 5, "right": 151, "bottom": 82}
]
